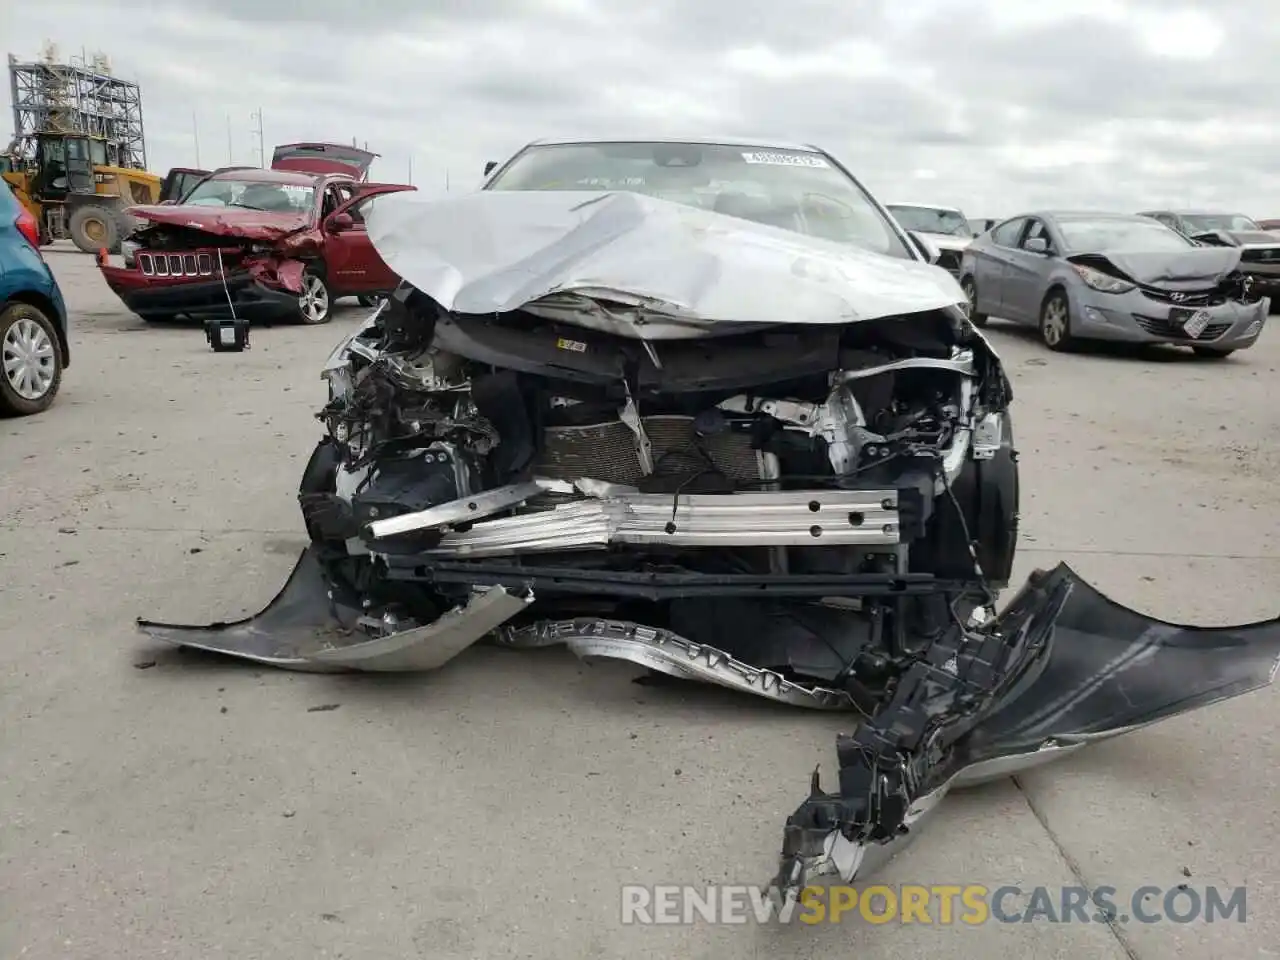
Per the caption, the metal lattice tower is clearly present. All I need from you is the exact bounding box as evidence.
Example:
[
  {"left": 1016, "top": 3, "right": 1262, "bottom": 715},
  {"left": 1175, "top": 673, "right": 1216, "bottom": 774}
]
[{"left": 6, "top": 41, "right": 147, "bottom": 169}]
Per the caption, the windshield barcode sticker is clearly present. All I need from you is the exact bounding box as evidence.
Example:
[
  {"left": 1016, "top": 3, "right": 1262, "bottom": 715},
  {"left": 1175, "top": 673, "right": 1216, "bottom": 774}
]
[{"left": 741, "top": 151, "right": 829, "bottom": 168}]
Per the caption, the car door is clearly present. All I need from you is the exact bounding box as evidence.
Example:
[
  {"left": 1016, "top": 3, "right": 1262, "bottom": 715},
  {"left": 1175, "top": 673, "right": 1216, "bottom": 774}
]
[
  {"left": 321, "top": 186, "right": 413, "bottom": 293},
  {"left": 974, "top": 217, "right": 1027, "bottom": 317},
  {"left": 1001, "top": 218, "right": 1057, "bottom": 323},
  {"left": 160, "top": 168, "right": 211, "bottom": 204}
]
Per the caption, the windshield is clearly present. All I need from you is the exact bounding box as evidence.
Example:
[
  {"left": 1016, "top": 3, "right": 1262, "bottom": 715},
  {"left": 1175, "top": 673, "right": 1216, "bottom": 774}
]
[
  {"left": 886, "top": 205, "right": 973, "bottom": 238},
  {"left": 485, "top": 141, "right": 912, "bottom": 258},
  {"left": 1058, "top": 217, "right": 1193, "bottom": 253},
  {"left": 182, "top": 177, "right": 316, "bottom": 213},
  {"left": 1181, "top": 213, "right": 1260, "bottom": 233}
]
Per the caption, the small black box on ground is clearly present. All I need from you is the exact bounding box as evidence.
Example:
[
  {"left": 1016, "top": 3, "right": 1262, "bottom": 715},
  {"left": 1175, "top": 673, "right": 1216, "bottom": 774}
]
[{"left": 205, "top": 316, "right": 250, "bottom": 352}]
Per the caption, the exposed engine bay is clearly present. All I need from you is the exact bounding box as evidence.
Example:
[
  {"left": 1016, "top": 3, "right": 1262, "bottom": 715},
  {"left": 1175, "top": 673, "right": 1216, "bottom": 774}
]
[{"left": 138, "top": 188, "right": 1280, "bottom": 901}]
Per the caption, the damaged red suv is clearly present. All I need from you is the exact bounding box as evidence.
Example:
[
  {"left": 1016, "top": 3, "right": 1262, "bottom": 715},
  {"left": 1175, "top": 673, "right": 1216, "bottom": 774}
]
[{"left": 98, "top": 147, "right": 415, "bottom": 325}]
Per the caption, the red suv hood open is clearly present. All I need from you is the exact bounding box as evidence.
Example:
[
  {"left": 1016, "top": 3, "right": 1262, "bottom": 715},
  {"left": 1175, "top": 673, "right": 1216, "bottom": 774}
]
[
  {"left": 126, "top": 205, "right": 310, "bottom": 241},
  {"left": 271, "top": 143, "right": 378, "bottom": 180}
]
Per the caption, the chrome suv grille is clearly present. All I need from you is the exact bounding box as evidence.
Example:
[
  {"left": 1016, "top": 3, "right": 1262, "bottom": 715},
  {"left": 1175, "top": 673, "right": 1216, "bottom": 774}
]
[
  {"left": 137, "top": 251, "right": 215, "bottom": 277},
  {"left": 1133, "top": 315, "right": 1230, "bottom": 341}
]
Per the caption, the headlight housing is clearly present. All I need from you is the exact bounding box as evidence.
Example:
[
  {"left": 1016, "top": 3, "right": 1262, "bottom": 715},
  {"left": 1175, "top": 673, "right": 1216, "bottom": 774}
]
[
  {"left": 121, "top": 239, "right": 140, "bottom": 267},
  {"left": 1072, "top": 264, "right": 1135, "bottom": 294}
]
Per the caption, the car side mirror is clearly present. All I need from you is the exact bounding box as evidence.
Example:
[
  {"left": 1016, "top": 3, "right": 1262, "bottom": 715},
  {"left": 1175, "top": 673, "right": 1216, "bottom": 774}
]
[
  {"left": 1025, "top": 237, "right": 1050, "bottom": 254},
  {"left": 327, "top": 212, "right": 354, "bottom": 232},
  {"left": 906, "top": 230, "right": 940, "bottom": 263},
  {"left": 483, "top": 160, "right": 498, "bottom": 176}
]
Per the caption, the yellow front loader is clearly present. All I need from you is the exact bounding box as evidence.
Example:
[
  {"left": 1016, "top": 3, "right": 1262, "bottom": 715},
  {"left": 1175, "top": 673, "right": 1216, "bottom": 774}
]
[{"left": 0, "top": 133, "right": 161, "bottom": 253}]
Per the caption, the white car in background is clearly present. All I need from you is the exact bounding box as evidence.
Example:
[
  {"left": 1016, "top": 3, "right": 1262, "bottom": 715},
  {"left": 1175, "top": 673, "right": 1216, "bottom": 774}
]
[{"left": 885, "top": 202, "right": 975, "bottom": 276}]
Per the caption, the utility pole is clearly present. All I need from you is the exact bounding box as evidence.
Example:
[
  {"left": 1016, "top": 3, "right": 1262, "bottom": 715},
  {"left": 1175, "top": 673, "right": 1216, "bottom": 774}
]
[
  {"left": 250, "top": 108, "right": 264, "bottom": 166},
  {"left": 192, "top": 111, "right": 201, "bottom": 167},
  {"left": 226, "top": 115, "right": 232, "bottom": 163},
  {"left": 408, "top": 154, "right": 413, "bottom": 185}
]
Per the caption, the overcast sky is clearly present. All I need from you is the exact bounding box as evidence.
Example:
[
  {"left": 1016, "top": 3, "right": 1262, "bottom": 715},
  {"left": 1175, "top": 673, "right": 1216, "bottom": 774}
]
[{"left": 3, "top": 0, "right": 1279, "bottom": 217}]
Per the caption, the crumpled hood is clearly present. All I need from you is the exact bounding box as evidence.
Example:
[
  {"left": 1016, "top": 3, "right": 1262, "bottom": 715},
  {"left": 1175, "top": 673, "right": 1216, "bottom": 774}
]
[
  {"left": 1068, "top": 246, "right": 1243, "bottom": 285},
  {"left": 1225, "top": 230, "right": 1280, "bottom": 245},
  {"left": 364, "top": 190, "right": 967, "bottom": 331},
  {"left": 125, "top": 205, "right": 310, "bottom": 241},
  {"left": 1190, "top": 228, "right": 1280, "bottom": 249}
]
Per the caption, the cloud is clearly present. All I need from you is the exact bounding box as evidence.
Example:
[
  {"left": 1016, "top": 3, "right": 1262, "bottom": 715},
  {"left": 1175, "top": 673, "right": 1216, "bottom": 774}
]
[{"left": 5, "top": 0, "right": 1280, "bottom": 216}]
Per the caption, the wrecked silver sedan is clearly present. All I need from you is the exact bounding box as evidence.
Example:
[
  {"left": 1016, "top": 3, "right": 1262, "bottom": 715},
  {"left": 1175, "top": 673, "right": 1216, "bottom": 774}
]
[
  {"left": 960, "top": 211, "right": 1267, "bottom": 356},
  {"left": 139, "top": 139, "right": 1280, "bottom": 901}
]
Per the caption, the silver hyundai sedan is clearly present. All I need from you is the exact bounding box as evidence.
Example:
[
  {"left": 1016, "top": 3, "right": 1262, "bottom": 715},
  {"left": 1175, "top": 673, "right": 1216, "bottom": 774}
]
[{"left": 958, "top": 211, "right": 1268, "bottom": 357}]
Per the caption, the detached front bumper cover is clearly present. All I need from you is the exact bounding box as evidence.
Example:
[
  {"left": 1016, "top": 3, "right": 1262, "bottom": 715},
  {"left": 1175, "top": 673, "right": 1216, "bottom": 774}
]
[
  {"left": 774, "top": 562, "right": 1280, "bottom": 896},
  {"left": 137, "top": 551, "right": 1280, "bottom": 889}
]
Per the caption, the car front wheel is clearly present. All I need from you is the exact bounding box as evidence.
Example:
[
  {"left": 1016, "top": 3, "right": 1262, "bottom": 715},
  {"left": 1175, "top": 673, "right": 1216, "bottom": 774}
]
[
  {"left": 0, "top": 302, "right": 63, "bottom": 416},
  {"left": 960, "top": 275, "right": 988, "bottom": 327},
  {"left": 298, "top": 271, "right": 332, "bottom": 325},
  {"left": 1039, "top": 291, "right": 1075, "bottom": 351}
]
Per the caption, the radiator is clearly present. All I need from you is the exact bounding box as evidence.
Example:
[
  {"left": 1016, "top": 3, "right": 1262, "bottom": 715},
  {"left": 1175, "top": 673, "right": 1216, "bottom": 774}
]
[{"left": 534, "top": 415, "right": 769, "bottom": 485}]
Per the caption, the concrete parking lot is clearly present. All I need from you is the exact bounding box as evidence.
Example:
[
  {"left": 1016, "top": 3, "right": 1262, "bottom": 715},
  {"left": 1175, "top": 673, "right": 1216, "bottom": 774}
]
[{"left": 2, "top": 246, "right": 1278, "bottom": 959}]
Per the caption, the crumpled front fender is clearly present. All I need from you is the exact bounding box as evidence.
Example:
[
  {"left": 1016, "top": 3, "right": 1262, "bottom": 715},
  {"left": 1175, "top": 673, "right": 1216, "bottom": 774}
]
[{"left": 776, "top": 562, "right": 1280, "bottom": 895}]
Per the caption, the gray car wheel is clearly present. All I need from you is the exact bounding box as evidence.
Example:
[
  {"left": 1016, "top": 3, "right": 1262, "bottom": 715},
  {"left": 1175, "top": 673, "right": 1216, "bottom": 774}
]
[
  {"left": 0, "top": 302, "right": 63, "bottom": 416},
  {"left": 960, "top": 275, "right": 988, "bottom": 327},
  {"left": 1039, "top": 290, "right": 1074, "bottom": 352}
]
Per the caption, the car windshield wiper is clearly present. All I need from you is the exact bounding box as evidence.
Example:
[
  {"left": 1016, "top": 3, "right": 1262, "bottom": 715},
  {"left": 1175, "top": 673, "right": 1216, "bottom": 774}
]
[{"left": 227, "top": 201, "right": 265, "bottom": 211}]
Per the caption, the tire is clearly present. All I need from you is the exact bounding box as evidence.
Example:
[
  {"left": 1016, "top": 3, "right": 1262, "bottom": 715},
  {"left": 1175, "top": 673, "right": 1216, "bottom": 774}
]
[
  {"left": 297, "top": 270, "right": 332, "bottom": 325},
  {"left": 1192, "top": 346, "right": 1235, "bottom": 359},
  {"left": 0, "top": 302, "right": 63, "bottom": 416},
  {"left": 356, "top": 293, "right": 387, "bottom": 308},
  {"left": 960, "top": 275, "right": 988, "bottom": 327},
  {"left": 68, "top": 204, "right": 122, "bottom": 254},
  {"left": 1038, "top": 289, "right": 1075, "bottom": 351}
]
